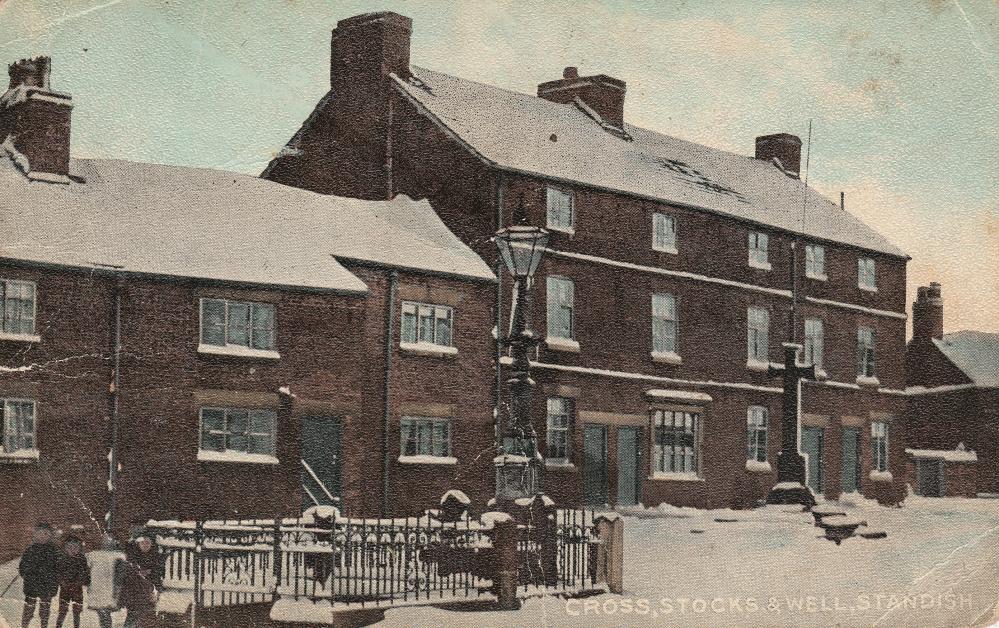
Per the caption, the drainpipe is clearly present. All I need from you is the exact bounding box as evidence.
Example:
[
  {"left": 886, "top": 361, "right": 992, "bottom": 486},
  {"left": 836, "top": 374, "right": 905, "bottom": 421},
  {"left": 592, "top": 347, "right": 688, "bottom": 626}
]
[
  {"left": 381, "top": 270, "right": 398, "bottom": 517},
  {"left": 107, "top": 275, "right": 123, "bottom": 533},
  {"left": 493, "top": 172, "right": 505, "bottom": 450}
]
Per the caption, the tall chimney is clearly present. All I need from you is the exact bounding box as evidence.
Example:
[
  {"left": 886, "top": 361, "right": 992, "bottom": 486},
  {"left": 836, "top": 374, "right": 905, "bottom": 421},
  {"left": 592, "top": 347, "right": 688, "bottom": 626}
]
[
  {"left": 912, "top": 282, "right": 944, "bottom": 341},
  {"left": 327, "top": 11, "right": 412, "bottom": 200},
  {"left": 755, "top": 133, "right": 802, "bottom": 178},
  {"left": 0, "top": 56, "right": 72, "bottom": 183},
  {"left": 538, "top": 67, "right": 627, "bottom": 129}
]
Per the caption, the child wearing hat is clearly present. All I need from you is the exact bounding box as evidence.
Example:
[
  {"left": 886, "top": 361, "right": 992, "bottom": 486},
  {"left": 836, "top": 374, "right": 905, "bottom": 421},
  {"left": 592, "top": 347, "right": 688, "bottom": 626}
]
[
  {"left": 55, "top": 536, "right": 90, "bottom": 628},
  {"left": 18, "top": 522, "right": 59, "bottom": 628}
]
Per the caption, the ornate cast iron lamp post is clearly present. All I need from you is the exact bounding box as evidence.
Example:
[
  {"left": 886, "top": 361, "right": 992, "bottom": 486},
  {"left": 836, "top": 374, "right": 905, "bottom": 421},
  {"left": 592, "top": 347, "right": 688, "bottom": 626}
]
[{"left": 493, "top": 208, "right": 549, "bottom": 503}]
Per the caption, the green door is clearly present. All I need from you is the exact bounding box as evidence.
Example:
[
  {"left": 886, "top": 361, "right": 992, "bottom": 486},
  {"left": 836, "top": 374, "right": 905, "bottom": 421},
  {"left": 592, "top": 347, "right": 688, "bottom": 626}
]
[
  {"left": 841, "top": 427, "right": 861, "bottom": 493},
  {"left": 583, "top": 425, "right": 608, "bottom": 507},
  {"left": 801, "top": 427, "right": 825, "bottom": 495},
  {"left": 300, "top": 416, "right": 342, "bottom": 509},
  {"left": 617, "top": 427, "right": 641, "bottom": 506}
]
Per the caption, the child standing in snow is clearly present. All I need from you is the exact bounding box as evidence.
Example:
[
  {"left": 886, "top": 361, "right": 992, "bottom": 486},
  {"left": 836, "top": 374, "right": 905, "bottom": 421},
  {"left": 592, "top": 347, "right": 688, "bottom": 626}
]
[
  {"left": 55, "top": 536, "right": 90, "bottom": 628},
  {"left": 86, "top": 536, "right": 127, "bottom": 628},
  {"left": 18, "top": 522, "right": 60, "bottom": 628}
]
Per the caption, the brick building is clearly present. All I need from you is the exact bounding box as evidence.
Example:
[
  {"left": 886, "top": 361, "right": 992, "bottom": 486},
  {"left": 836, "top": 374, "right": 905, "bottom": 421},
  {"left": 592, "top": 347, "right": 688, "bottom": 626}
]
[
  {"left": 904, "top": 283, "right": 997, "bottom": 497},
  {"left": 0, "top": 57, "right": 497, "bottom": 560},
  {"left": 263, "top": 11, "right": 911, "bottom": 509}
]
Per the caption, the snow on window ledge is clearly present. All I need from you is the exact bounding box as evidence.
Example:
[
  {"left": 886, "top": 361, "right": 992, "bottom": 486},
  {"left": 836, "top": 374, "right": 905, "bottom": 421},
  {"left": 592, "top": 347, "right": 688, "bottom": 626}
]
[
  {"left": 0, "top": 332, "right": 41, "bottom": 343},
  {"left": 197, "top": 450, "right": 279, "bottom": 465},
  {"left": 197, "top": 344, "right": 280, "bottom": 360},
  {"left": 855, "top": 375, "right": 881, "bottom": 388},
  {"left": 649, "top": 471, "right": 703, "bottom": 482},
  {"left": 746, "top": 359, "right": 772, "bottom": 372},
  {"left": 545, "top": 337, "right": 581, "bottom": 353},
  {"left": 546, "top": 225, "right": 575, "bottom": 237},
  {"left": 745, "top": 459, "right": 772, "bottom": 473},
  {"left": 651, "top": 351, "right": 682, "bottom": 365},
  {"left": 868, "top": 470, "right": 893, "bottom": 483},
  {"left": 399, "top": 341, "right": 458, "bottom": 358},
  {"left": 748, "top": 259, "right": 772, "bottom": 271},
  {"left": 545, "top": 461, "right": 576, "bottom": 470},
  {"left": 0, "top": 449, "right": 40, "bottom": 463},
  {"left": 806, "top": 272, "right": 828, "bottom": 282},
  {"left": 859, "top": 284, "right": 878, "bottom": 293},
  {"left": 814, "top": 368, "right": 829, "bottom": 380},
  {"left": 653, "top": 245, "right": 679, "bottom": 255},
  {"left": 398, "top": 455, "right": 458, "bottom": 465}
]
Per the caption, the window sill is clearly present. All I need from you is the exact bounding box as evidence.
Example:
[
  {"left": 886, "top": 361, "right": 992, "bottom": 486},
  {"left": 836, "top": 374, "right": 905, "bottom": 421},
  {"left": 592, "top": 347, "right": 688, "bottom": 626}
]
[
  {"left": 649, "top": 472, "right": 703, "bottom": 482},
  {"left": 0, "top": 449, "right": 40, "bottom": 464},
  {"left": 0, "top": 332, "right": 40, "bottom": 343},
  {"left": 545, "top": 337, "right": 581, "bottom": 353},
  {"left": 545, "top": 461, "right": 577, "bottom": 471},
  {"left": 651, "top": 351, "right": 682, "bottom": 365},
  {"left": 746, "top": 359, "right": 773, "bottom": 372},
  {"left": 745, "top": 460, "right": 772, "bottom": 473},
  {"left": 546, "top": 225, "right": 575, "bottom": 237},
  {"left": 197, "top": 344, "right": 280, "bottom": 360},
  {"left": 856, "top": 375, "right": 881, "bottom": 388},
  {"left": 398, "top": 455, "right": 457, "bottom": 465},
  {"left": 197, "top": 450, "right": 279, "bottom": 465},
  {"left": 869, "top": 470, "right": 893, "bottom": 483},
  {"left": 859, "top": 285, "right": 878, "bottom": 293},
  {"left": 653, "top": 246, "right": 678, "bottom": 255},
  {"left": 806, "top": 273, "right": 828, "bottom": 282},
  {"left": 814, "top": 368, "right": 829, "bottom": 380},
  {"left": 748, "top": 260, "right": 772, "bottom": 271},
  {"left": 399, "top": 342, "right": 458, "bottom": 358}
]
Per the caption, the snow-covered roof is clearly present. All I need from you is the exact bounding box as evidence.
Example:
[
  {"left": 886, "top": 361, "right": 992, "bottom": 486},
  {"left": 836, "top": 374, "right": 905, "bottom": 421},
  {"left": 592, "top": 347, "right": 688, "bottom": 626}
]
[
  {"left": 0, "top": 157, "right": 494, "bottom": 291},
  {"left": 905, "top": 447, "right": 978, "bottom": 463},
  {"left": 391, "top": 66, "right": 907, "bottom": 258},
  {"left": 933, "top": 331, "right": 999, "bottom": 388}
]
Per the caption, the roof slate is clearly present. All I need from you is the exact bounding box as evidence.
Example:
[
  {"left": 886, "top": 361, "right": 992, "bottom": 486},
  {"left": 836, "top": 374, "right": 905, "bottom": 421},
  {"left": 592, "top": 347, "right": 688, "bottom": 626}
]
[{"left": 934, "top": 331, "right": 999, "bottom": 388}]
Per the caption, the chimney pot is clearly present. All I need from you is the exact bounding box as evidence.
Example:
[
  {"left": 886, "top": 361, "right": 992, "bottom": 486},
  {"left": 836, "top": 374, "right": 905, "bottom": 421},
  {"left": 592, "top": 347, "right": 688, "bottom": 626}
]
[
  {"left": 563, "top": 66, "right": 579, "bottom": 79},
  {"left": 8, "top": 56, "right": 50, "bottom": 90},
  {"left": 755, "top": 133, "right": 802, "bottom": 178},
  {"left": 538, "top": 69, "right": 627, "bottom": 129},
  {"left": 0, "top": 56, "right": 72, "bottom": 182},
  {"left": 912, "top": 282, "right": 944, "bottom": 341}
]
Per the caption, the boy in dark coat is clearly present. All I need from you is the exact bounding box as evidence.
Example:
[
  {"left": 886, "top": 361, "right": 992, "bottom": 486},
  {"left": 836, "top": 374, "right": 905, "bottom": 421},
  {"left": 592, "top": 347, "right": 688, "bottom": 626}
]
[
  {"left": 121, "top": 536, "right": 162, "bottom": 628},
  {"left": 55, "top": 536, "right": 90, "bottom": 628},
  {"left": 18, "top": 522, "right": 59, "bottom": 628}
]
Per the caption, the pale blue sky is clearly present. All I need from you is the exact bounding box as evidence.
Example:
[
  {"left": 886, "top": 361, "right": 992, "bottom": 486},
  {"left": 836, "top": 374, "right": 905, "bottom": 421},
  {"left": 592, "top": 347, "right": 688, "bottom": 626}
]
[{"left": 0, "top": 0, "right": 996, "bottom": 332}]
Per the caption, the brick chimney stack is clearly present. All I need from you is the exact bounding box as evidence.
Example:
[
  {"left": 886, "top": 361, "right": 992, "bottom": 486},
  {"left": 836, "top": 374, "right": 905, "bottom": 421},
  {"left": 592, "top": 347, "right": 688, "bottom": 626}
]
[
  {"left": 755, "top": 133, "right": 802, "bottom": 178},
  {"left": 0, "top": 56, "right": 73, "bottom": 183},
  {"left": 912, "top": 282, "right": 944, "bottom": 341},
  {"left": 327, "top": 11, "right": 412, "bottom": 199},
  {"left": 538, "top": 67, "right": 627, "bottom": 130}
]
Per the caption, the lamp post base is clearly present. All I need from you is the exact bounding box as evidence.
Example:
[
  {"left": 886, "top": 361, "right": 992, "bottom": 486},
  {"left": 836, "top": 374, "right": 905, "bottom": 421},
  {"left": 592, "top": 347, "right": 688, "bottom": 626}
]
[{"left": 766, "top": 450, "right": 816, "bottom": 508}]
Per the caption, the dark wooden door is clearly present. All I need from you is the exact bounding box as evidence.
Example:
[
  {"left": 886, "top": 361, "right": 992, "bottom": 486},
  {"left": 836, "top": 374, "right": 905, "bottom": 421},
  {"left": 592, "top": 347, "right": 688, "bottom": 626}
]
[
  {"left": 583, "top": 424, "right": 608, "bottom": 507},
  {"left": 300, "top": 416, "right": 342, "bottom": 509}
]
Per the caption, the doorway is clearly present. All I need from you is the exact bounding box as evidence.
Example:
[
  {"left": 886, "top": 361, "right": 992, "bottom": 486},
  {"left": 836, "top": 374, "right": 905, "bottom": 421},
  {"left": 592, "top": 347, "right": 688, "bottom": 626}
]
[
  {"left": 617, "top": 427, "right": 642, "bottom": 506},
  {"left": 801, "top": 427, "right": 825, "bottom": 495},
  {"left": 583, "top": 424, "right": 608, "bottom": 507},
  {"left": 300, "top": 416, "right": 342, "bottom": 509},
  {"left": 841, "top": 427, "right": 861, "bottom": 494},
  {"left": 915, "top": 458, "right": 945, "bottom": 497}
]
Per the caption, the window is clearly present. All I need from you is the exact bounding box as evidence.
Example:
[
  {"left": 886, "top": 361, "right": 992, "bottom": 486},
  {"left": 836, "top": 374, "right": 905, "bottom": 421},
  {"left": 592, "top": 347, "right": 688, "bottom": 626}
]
[
  {"left": 199, "top": 408, "right": 276, "bottom": 457},
  {"left": 546, "top": 397, "right": 574, "bottom": 465},
  {"left": 400, "top": 417, "right": 452, "bottom": 458},
  {"left": 546, "top": 187, "right": 574, "bottom": 232},
  {"left": 857, "top": 327, "right": 876, "bottom": 378},
  {"left": 1, "top": 399, "right": 36, "bottom": 454},
  {"left": 871, "top": 421, "right": 888, "bottom": 472},
  {"left": 805, "top": 245, "right": 826, "bottom": 279},
  {"left": 858, "top": 258, "right": 877, "bottom": 291},
  {"left": 748, "top": 232, "right": 769, "bottom": 269},
  {"left": 653, "top": 409, "right": 700, "bottom": 475},
  {"left": 746, "top": 406, "right": 768, "bottom": 463},
  {"left": 546, "top": 277, "right": 574, "bottom": 339},
  {"left": 200, "top": 299, "right": 276, "bottom": 351},
  {"left": 401, "top": 302, "right": 454, "bottom": 347},
  {"left": 651, "top": 293, "right": 678, "bottom": 355},
  {"left": 1, "top": 280, "right": 36, "bottom": 336},
  {"left": 747, "top": 307, "right": 770, "bottom": 363},
  {"left": 804, "top": 318, "right": 824, "bottom": 369},
  {"left": 652, "top": 213, "right": 677, "bottom": 253}
]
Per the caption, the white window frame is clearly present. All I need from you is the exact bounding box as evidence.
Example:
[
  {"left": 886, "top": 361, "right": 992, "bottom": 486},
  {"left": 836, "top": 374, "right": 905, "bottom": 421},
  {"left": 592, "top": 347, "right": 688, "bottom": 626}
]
[
  {"left": 652, "top": 408, "right": 701, "bottom": 479},
  {"left": 1, "top": 398, "right": 38, "bottom": 459},
  {"left": 546, "top": 397, "right": 574, "bottom": 466},
  {"left": 803, "top": 318, "right": 824, "bottom": 370},
  {"left": 399, "top": 416, "right": 454, "bottom": 463},
  {"left": 546, "top": 186, "right": 575, "bottom": 233},
  {"left": 198, "top": 407, "right": 277, "bottom": 464},
  {"left": 748, "top": 232, "right": 771, "bottom": 270},
  {"left": 652, "top": 212, "right": 678, "bottom": 254},
  {"left": 871, "top": 421, "right": 888, "bottom": 472},
  {"left": 747, "top": 306, "right": 770, "bottom": 367},
  {"left": 198, "top": 298, "right": 278, "bottom": 358},
  {"left": 0, "top": 279, "right": 38, "bottom": 340},
  {"left": 805, "top": 244, "right": 827, "bottom": 280},
  {"left": 857, "top": 327, "right": 876, "bottom": 379},
  {"left": 651, "top": 293, "right": 680, "bottom": 362},
  {"left": 546, "top": 276, "right": 576, "bottom": 345},
  {"left": 400, "top": 302, "right": 456, "bottom": 355},
  {"left": 746, "top": 406, "right": 768, "bottom": 463},
  {"left": 858, "top": 257, "right": 877, "bottom": 291}
]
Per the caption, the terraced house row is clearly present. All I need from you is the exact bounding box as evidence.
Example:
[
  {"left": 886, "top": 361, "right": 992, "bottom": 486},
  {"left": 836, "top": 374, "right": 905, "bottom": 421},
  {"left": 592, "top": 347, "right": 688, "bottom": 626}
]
[{"left": 264, "top": 11, "right": 910, "bottom": 510}]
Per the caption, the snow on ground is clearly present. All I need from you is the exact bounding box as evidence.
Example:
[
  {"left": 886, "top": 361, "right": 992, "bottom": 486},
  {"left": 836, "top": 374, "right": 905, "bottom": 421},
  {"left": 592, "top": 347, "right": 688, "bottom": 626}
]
[
  {"left": 0, "top": 558, "right": 127, "bottom": 628},
  {"left": 377, "top": 495, "right": 999, "bottom": 627}
]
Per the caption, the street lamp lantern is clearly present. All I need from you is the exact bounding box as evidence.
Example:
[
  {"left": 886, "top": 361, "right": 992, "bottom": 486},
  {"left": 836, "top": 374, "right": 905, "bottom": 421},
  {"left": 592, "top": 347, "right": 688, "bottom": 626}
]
[{"left": 493, "top": 202, "right": 549, "bottom": 505}]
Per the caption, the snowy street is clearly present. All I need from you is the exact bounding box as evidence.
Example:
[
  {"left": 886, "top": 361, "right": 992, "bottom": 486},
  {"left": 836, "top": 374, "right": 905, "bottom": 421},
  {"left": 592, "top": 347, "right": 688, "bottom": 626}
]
[{"left": 3, "top": 495, "right": 998, "bottom": 627}]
